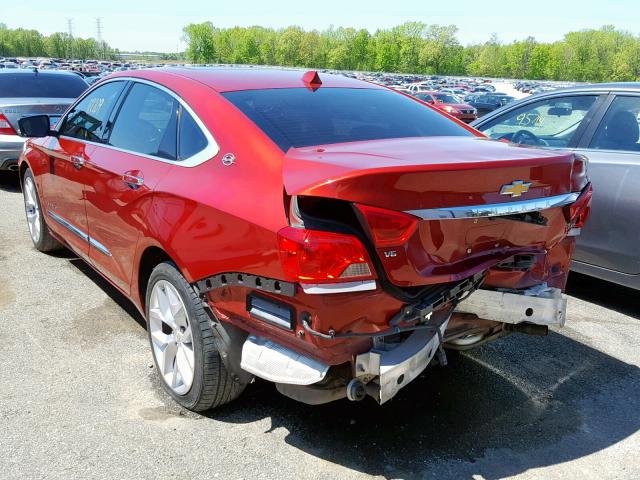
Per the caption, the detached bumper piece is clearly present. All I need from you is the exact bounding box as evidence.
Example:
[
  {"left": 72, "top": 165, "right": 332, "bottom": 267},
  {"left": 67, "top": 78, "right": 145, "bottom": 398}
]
[
  {"left": 353, "top": 317, "right": 450, "bottom": 404},
  {"left": 454, "top": 284, "right": 567, "bottom": 327}
]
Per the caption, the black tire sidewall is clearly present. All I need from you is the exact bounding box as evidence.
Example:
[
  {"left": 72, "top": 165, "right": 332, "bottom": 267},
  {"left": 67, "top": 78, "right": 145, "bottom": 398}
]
[{"left": 145, "top": 262, "right": 207, "bottom": 410}]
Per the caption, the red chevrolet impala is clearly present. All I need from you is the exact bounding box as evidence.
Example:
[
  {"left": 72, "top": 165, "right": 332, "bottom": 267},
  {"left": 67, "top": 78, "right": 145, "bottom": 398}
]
[{"left": 18, "top": 68, "right": 591, "bottom": 410}]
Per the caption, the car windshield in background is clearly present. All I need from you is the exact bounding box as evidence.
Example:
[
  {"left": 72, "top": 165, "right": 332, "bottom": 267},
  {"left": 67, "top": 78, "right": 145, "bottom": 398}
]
[
  {"left": 0, "top": 73, "right": 87, "bottom": 98},
  {"left": 223, "top": 87, "right": 472, "bottom": 151},
  {"left": 434, "top": 94, "right": 460, "bottom": 103}
]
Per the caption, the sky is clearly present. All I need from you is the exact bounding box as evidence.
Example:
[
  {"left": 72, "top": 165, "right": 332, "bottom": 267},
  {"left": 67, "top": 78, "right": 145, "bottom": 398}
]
[{"left": 3, "top": 0, "right": 639, "bottom": 53}]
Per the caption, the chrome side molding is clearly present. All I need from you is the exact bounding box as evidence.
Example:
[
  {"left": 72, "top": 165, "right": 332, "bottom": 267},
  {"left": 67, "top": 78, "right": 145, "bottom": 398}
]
[
  {"left": 406, "top": 192, "right": 580, "bottom": 220},
  {"left": 47, "top": 211, "right": 112, "bottom": 256}
]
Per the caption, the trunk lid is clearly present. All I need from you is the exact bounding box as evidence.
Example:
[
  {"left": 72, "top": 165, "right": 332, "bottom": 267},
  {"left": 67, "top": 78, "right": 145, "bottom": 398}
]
[
  {"left": 0, "top": 98, "right": 74, "bottom": 132},
  {"left": 284, "top": 136, "right": 578, "bottom": 286}
]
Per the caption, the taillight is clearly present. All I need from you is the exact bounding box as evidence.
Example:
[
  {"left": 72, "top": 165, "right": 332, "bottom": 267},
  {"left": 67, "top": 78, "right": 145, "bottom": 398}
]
[
  {"left": 0, "top": 113, "right": 17, "bottom": 135},
  {"left": 277, "top": 226, "right": 375, "bottom": 283},
  {"left": 570, "top": 154, "right": 589, "bottom": 192},
  {"left": 564, "top": 183, "right": 593, "bottom": 229},
  {"left": 356, "top": 204, "right": 419, "bottom": 247}
]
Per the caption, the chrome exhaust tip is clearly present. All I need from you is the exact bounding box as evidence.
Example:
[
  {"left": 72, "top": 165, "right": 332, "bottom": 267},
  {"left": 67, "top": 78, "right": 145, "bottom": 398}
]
[{"left": 7, "top": 164, "right": 19, "bottom": 172}]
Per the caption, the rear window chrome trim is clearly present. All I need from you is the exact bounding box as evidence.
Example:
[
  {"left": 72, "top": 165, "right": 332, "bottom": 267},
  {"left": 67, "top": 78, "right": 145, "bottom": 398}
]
[
  {"left": 406, "top": 192, "right": 580, "bottom": 220},
  {"left": 57, "top": 76, "right": 219, "bottom": 167}
]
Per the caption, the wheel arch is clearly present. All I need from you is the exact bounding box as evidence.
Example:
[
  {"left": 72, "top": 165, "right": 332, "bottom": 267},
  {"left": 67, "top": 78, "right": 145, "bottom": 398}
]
[{"left": 136, "top": 245, "right": 180, "bottom": 313}]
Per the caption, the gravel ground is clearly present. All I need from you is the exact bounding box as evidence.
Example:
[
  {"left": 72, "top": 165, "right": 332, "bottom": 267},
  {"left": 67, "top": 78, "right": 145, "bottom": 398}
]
[{"left": 0, "top": 170, "right": 639, "bottom": 480}]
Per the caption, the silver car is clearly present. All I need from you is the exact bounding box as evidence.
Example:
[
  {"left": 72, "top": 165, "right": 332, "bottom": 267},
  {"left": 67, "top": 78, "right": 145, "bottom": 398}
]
[
  {"left": 0, "top": 70, "right": 87, "bottom": 171},
  {"left": 472, "top": 83, "right": 640, "bottom": 290}
]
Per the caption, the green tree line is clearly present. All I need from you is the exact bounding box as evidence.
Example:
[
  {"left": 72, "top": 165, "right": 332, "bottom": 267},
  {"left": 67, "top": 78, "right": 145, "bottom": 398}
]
[
  {"left": 0, "top": 24, "right": 118, "bottom": 60},
  {"left": 183, "top": 23, "right": 640, "bottom": 82}
]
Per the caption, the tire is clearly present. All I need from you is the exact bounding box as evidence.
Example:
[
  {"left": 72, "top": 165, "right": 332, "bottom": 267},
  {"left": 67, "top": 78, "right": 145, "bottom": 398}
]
[
  {"left": 22, "top": 169, "right": 62, "bottom": 252},
  {"left": 145, "top": 262, "right": 245, "bottom": 411}
]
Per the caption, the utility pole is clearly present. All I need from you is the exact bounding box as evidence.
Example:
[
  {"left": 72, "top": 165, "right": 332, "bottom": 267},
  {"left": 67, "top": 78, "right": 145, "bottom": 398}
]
[{"left": 66, "top": 18, "right": 74, "bottom": 59}]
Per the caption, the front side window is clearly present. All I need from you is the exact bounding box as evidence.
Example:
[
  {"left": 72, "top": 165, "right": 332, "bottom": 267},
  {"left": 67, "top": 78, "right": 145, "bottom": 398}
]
[
  {"left": 480, "top": 95, "right": 597, "bottom": 148},
  {"left": 223, "top": 87, "right": 472, "bottom": 152},
  {"left": 108, "top": 83, "right": 178, "bottom": 159},
  {"left": 59, "top": 81, "right": 125, "bottom": 142},
  {"left": 589, "top": 96, "right": 640, "bottom": 152}
]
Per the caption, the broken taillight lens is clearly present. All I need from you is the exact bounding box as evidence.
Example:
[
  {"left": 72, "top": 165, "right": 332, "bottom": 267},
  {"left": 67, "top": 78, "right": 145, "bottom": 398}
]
[
  {"left": 356, "top": 204, "right": 419, "bottom": 247},
  {"left": 564, "top": 183, "right": 593, "bottom": 229},
  {"left": 0, "top": 113, "right": 17, "bottom": 135},
  {"left": 570, "top": 154, "right": 589, "bottom": 192},
  {"left": 277, "top": 226, "right": 375, "bottom": 283}
]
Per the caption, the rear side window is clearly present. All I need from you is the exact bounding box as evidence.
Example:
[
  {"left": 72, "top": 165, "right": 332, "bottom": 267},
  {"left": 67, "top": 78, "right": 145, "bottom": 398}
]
[
  {"left": 223, "top": 87, "right": 472, "bottom": 151},
  {"left": 178, "top": 108, "right": 208, "bottom": 160},
  {"left": 108, "top": 83, "right": 178, "bottom": 159},
  {"left": 0, "top": 73, "right": 87, "bottom": 98},
  {"left": 60, "top": 81, "right": 126, "bottom": 142},
  {"left": 589, "top": 96, "right": 640, "bottom": 152}
]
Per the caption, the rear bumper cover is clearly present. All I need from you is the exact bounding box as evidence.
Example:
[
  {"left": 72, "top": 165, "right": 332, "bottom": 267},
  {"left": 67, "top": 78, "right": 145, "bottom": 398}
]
[{"left": 0, "top": 134, "right": 24, "bottom": 169}]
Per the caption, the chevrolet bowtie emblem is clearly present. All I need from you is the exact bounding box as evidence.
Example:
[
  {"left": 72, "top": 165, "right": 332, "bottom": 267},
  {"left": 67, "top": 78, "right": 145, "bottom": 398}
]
[{"left": 500, "top": 180, "right": 532, "bottom": 197}]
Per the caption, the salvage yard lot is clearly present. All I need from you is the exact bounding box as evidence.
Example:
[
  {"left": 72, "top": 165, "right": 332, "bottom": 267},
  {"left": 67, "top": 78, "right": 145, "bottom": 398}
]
[{"left": 0, "top": 170, "right": 639, "bottom": 480}]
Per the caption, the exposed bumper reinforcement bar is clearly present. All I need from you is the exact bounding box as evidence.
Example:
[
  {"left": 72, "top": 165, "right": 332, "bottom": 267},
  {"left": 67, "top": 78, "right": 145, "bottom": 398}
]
[{"left": 454, "top": 284, "right": 567, "bottom": 327}]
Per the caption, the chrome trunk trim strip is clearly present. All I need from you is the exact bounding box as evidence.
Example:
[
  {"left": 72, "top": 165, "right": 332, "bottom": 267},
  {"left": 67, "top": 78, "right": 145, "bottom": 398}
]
[{"left": 406, "top": 192, "right": 580, "bottom": 220}]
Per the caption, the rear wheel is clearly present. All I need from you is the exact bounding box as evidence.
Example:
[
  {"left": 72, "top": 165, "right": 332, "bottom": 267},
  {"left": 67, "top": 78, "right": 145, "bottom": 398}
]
[
  {"left": 145, "top": 262, "right": 245, "bottom": 411},
  {"left": 22, "top": 169, "right": 62, "bottom": 252}
]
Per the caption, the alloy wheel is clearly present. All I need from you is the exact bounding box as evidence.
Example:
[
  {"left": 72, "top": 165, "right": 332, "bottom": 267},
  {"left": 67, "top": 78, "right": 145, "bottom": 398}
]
[
  {"left": 23, "top": 176, "right": 41, "bottom": 243},
  {"left": 148, "top": 280, "right": 195, "bottom": 395}
]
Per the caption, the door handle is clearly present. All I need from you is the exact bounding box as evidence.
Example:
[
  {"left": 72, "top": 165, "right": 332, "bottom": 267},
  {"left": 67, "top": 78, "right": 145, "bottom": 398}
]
[
  {"left": 71, "top": 155, "right": 85, "bottom": 169},
  {"left": 122, "top": 172, "right": 144, "bottom": 189}
]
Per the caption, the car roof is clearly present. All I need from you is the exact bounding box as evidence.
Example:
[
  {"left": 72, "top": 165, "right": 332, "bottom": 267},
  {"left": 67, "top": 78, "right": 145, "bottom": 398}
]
[
  {"left": 0, "top": 69, "right": 80, "bottom": 77},
  {"left": 542, "top": 82, "right": 640, "bottom": 94},
  {"left": 106, "top": 67, "right": 383, "bottom": 92}
]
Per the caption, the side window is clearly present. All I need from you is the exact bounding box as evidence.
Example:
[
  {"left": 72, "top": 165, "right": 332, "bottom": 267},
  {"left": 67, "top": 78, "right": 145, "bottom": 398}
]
[
  {"left": 481, "top": 95, "right": 597, "bottom": 148},
  {"left": 589, "top": 96, "right": 640, "bottom": 152},
  {"left": 108, "top": 83, "right": 178, "bottom": 159},
  {"left": 59, "top": 81, "right": 125, "bottom": 142},
  {"left": 178, "top": 107, "right": 208, "bottom": 160}
]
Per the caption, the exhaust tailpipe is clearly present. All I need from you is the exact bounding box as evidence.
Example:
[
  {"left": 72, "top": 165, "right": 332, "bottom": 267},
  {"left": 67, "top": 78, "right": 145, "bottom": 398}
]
[{"left": 7, "top": 164, "right": 19, "bottom": 172}]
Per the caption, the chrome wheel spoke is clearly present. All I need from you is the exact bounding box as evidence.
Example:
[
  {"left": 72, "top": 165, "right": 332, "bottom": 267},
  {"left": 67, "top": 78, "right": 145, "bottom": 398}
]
[{"left": 176, "top": 346, "right": 193, "bottom": 390}]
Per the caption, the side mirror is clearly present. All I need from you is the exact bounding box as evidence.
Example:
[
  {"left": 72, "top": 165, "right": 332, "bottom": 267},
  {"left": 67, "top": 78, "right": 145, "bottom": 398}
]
[{"left": 18, "top": 115, "right": 55, "bottom": 138}]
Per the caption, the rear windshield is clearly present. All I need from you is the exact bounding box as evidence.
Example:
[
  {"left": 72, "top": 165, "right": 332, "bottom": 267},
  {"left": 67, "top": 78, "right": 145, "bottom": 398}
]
[
  {"left": 223, "top": 87, "right": 472, "bottom": 151},
  {"left": 434, "top": 94, "right": 460, "bottom": 103},
  {"left": 0, "top": 73, "right": 87, "bottom": 98}
]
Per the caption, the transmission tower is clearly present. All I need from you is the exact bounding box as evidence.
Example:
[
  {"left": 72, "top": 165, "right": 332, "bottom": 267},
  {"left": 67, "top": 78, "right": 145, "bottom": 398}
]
[
  {"left": 96, "top": 18, "right": 106, "bottom": 59},
  {"left": 66, "top": 18, "right": 74, "bottom": 59},
  {"left": 96, "top": 18, "right": 103, "bottom": 42}
]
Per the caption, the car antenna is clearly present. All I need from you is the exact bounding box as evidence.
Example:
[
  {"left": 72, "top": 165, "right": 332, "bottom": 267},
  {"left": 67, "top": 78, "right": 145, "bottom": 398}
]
[{"left": 302, "top": 70, "right": 322, "bottom": 91}]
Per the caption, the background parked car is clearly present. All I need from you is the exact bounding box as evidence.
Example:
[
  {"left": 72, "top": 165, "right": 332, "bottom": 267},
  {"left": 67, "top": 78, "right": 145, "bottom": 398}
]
[
  {"left": 0, "top": 69, "right": 88, "bottom": 171},
  {"left": 468, "top": 93, "right": 516, "bottom": 116},
  {"left": 472, "top": 82, "right": 640, "bottom": 290},
  {"left": 414, "top": 91, "right": 477, "bottom": 123}
]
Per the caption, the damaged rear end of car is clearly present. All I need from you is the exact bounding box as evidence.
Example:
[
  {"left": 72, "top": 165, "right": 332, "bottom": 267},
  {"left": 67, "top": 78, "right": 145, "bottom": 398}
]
[{"left": 198, "top": 79, "right": 592, "bottom": 406}]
